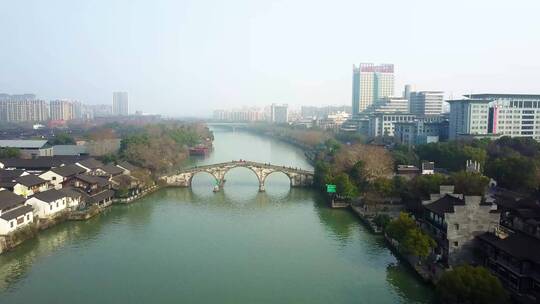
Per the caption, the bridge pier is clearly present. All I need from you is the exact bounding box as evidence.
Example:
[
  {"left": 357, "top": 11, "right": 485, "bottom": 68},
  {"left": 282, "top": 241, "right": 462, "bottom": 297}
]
[{"left": 259, "top": 183, "right": 265, "bottom": 192}]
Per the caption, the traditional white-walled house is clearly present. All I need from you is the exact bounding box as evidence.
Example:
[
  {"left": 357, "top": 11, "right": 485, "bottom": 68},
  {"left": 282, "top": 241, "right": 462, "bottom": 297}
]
[
  {"left": 69, "top": 174, "right": 114, "bottom": 208},
  {"left": 13, "top": 175, "right": 50, "bottom": 198},
  {"left": 100, "top": 164, "right": 124, "bottom": 178},
  {"left": 116, "top": 161, "right": 139, "bottom": 175},
  {"left": 39, "top": 164, "right": 86, "bottom": 189},
  {"left": 26, "top": 189, "right": 68, "bottom": 219},
  {"left": 0, "top": 169, "right": 29, "bottom": 191},
  {"left": 59, "top": 187, "right": 83, "bottom": 210},
  {"left": 75, "top": 158, "right": 104, "bottom": 174},
  {"left": 0, "top": 190, "right": 34, "bottom": 235}
]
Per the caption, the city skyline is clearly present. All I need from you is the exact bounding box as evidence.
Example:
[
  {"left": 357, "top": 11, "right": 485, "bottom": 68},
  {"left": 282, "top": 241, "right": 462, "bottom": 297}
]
[{"left": 1, "top": 0, "right": 539, "bottom": 117}]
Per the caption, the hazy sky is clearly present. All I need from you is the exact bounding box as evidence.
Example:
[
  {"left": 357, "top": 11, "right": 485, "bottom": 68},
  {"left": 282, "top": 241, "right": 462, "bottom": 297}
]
[{"left": 1, "top": 0, "right": 539, "bottom": 117}]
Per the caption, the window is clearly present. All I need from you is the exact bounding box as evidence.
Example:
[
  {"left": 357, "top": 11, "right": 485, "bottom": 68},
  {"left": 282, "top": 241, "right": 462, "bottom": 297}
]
[
  {"left": 10, "top": 221, "right": 14, "bottom": 228},
  {"left": 27, "top": 214, "right": 30, "bottom": 220},
  {"left": 453, "top": 241, "right": 459, "bottom": 247},
  {"left": 50, "top": 205, "right": 52, "bottom": 210},
  {"left": 56, "top": 202, "right": 59, "bottom": 208},
  {"left": 454, "top": 223, "right": 459, "bottom": 230}
]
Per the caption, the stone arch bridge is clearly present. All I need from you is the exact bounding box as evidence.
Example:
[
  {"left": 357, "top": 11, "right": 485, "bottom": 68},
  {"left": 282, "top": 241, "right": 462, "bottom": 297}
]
[{"left": 162, "top": 160, "right": 314, "bottom": 192}]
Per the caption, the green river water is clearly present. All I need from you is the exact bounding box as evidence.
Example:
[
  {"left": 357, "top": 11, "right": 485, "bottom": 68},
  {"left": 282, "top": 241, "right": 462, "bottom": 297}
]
[{"left": 0, "top": 126, "right": 433, "bottom": 303}]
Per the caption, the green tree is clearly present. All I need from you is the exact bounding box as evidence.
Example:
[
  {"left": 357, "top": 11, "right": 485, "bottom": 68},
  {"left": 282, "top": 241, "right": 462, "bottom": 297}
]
[
  {"left": 49, "top": 132, "right": 75, "bottom": 145},
  {"left": 314, "top": 161, "right": 332, "bottom": 190},
  {"left": 486, "top": 155, "right": 538, "bottom": 191},
  {"left": 332, "top": 173, "right": 358, "bottom": 198},
  {"left": 391, "top": 145, "right": 419, "bottom": 167},
  {"left": 0, "top": 147, "right": 21, "bottom": 158},
  {"left": 373, "top": 214, "right": 391, "bottom": 230},
  {"left": 372, "top": 177, "right": 395, "bottom": 197},
  {"left": 450, "top": 171, "right": 490, "bottom": 196},
  {"left": 401, "top": 228, "right": 435, "bottom": 260},
  {"left": 436, "top": 265, "right": 509, "bottom": 304},
  {"left": 348, "top": 160, "right": 369, "bottom": 192},
  {"left": 385, "top": 212, "right": 417, "bottom": 243}
]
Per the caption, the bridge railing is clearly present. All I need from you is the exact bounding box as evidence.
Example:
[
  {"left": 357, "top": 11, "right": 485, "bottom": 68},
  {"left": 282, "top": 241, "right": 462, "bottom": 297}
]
[{"left": 174, "top": 160, "right": 314, "bottom": 174}]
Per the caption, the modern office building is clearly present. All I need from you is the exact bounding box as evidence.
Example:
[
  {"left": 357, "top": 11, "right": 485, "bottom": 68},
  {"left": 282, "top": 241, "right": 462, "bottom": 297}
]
[
  {"left": 468, "top": 94, "right": 540, "bottom": 141},
  {"left": 410, "top": 91, "right": 445, "bottom": 116},
  {"left": 447, "top": 98, "right": 491, "bottom": 140},
  {"left": 352, "top": 63, "right": 394, "bottom": 114},
  {"left": 0, "top": 94, "right": 49, "bottom": 122},
  {"left": 368, "top": 113, "right": 416, "bottom": 137},
  {"left": 394, "top": 119, "right": 445, "bottom": 146},
  {"left": 112, "top": 92, "right": 129, "bottom": 116},
  {"left": 363, "top": 96, "right": 409, "bottom": 114},
  {"left": 270, "top": 104, "right": 289, "bottom": 123},
  {"left": 49, "top": 100, "right": 76, "bottom": 121}
]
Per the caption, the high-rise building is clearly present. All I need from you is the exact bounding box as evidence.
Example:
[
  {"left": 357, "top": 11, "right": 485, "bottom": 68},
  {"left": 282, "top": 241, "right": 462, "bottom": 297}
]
[
  {"left": 270, "top": 104, "right": 289, "bottom": 123},
  {"left": 448, "top": 98, "right": 490, "bottom": 140},
  {"left": 49, "top": 100, "right": 75, "bottom": 121},
  {"left": 352, "top": 63, "right": 394, "bottom": 114},
  {"left": 409, "top": 91, "right": 444, "bottom": 116},
  {"left": 112, "top": 92, "right": 129, "bottom": 116},
  {"left": 0, "top": 94, "right": 49, "bottom": 122}
]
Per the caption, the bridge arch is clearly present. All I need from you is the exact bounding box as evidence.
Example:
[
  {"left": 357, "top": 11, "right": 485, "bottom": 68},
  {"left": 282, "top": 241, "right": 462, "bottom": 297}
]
[
  {"left": 189, "top": 171, "right": 221, "bottom": 187},
  {"left": 221, "top": 166, "right": 262, "bottom": 186}
]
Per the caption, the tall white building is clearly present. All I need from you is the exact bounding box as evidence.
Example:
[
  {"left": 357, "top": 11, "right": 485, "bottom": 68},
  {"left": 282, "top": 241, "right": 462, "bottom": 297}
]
[
  {"left": 352, "top": 63, "right": 394, "bottom": 114},
  {"left": 49, "top": 100, "right": 76, "bottom": 121},
  {"left": 410, "top": 91, "right": 444, "bottom": 116},
  {"left": 270, "top": 104, "right": 288, "bottom": 123},
  {"left": 448, "top": 99, "right": 490, "bottom": 140},
  {"left": 112, "top": 92, "right": 129, "bottom": 116}
]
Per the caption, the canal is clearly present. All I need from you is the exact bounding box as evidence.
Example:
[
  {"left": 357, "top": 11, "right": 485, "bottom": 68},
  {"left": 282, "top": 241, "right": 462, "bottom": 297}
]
[{"left": 0, "top": 126, "right": 433, "bottom": 303}]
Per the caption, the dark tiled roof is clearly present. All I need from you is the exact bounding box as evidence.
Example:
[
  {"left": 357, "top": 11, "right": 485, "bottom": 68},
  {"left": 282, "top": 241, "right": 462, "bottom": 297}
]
[
  {"left": 90, "top": 189, "right": 115, "bottom": 203},
  {"left": 0, "top": 204, "right": 33, "bottom": 220},
  {"left": 101, "top": 164, "right": 124, "bottom": 175},
  {"left": 0, "top": 190, "right": 26, "bottom": 211},
  {"left": 117, "top": 161, "right": 139, "bottom": 172},
  {"left": 59, "top": 187, "right": 83, "bottom": 199},
  {"left": 31, "top": 189, "right": 66, "bottom": 203},
  {"left": 478, "top": 232, "right": 540, "bottom": 264},
  {"left": 51, "top": 164, "right": 86, "bottom": 177},
  {"left": 77, "top": 158, "right": 104, "bottom": 170},
  {"left": 424, "top": 194, "right": 465, "bottom": 215},
  {"left": 74, "top": 174, "right": 110, "bottom": 187},
  {"left": 15, "top": 175, "right": 47, "bottom": 187},
  {"left": 0, "top": 169, "right": 25, "bottom": 180}
]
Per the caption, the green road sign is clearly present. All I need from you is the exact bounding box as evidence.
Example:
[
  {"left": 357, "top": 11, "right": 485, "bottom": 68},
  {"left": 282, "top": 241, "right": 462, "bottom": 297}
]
[{"left": 326, "top": 184, "right": 336, "bottom": 193}]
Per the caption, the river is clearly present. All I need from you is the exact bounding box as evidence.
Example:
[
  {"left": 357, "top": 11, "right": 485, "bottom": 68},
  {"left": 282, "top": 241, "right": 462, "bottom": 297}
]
[{"left": 0, "top": 126, "right": 433, "bottom": 303}]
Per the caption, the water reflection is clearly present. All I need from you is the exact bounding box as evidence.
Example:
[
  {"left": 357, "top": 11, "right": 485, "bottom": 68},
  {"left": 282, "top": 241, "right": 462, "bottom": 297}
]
[{"left": 386, "top": 263, "right": 434, "bottom": 303}]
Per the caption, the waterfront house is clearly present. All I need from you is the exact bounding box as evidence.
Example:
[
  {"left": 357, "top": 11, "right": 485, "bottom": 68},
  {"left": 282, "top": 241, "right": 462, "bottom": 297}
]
[
  {"left": 477, "top": 228, "right": 540, "bottom": 302},
  {"left": 111, "top": 174, "right": 142, "bottom": 197},
  {"left": 0, "top": 190, "right": 34, "bottom": 235},
  {"left": 475, "top": 195, "right": 540, "bottom": 301},
  {"left": 70, "top": 174, "right": 114, "bottom": 208},
  {"left": 13, "top": 175, "right": 50, "bottom": 198},
  {"left": 26, "top": 189, "right": 68, "bottom": 219},
  {"left": 59, "top": 187, "right": 83, "bottom": 210},
  {"left": 39, "top": 164, "right": 86, "bottom": 189},
  {"left": 420, "top": 185, "right": 500, "bottom": 266}
]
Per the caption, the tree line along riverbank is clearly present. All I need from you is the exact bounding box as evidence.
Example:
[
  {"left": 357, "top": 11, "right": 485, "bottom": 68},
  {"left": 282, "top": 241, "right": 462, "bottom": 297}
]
[{"left": 0, "top": 122, "right": 213, "bottom": 254}]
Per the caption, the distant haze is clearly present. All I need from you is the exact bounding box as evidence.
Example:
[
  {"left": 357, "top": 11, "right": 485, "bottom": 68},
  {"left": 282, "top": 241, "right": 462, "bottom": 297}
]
[{"left": 1, "top": 0, "right": 539, "bottom": 117}]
